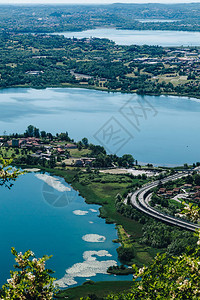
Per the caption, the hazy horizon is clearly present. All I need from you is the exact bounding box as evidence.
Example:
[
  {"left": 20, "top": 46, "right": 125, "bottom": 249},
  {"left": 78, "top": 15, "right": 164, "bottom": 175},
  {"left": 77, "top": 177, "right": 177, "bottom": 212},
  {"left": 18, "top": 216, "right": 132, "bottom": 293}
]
[{"left": 0, "top": 0, "right": 199, "bottom": 5}]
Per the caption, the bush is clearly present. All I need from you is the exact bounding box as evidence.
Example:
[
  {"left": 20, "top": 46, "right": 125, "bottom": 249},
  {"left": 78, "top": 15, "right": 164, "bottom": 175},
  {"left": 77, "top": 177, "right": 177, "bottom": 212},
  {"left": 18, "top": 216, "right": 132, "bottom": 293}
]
[
  {"left": 117, "top": 246, "right": 135, "bottom": 264},
  {"left": 0, "top": 248, "right": 57, "bottom": 299},
  {"left": 83, "top": 280, "right": 95, "bottom": 285}
]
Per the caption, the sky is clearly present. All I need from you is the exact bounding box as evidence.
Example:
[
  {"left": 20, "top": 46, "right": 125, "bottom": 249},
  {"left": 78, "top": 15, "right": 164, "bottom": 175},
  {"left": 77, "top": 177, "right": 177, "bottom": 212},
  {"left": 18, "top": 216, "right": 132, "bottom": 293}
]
[{"left": 0, "top": 0, "right": 199, "bottom": 4}]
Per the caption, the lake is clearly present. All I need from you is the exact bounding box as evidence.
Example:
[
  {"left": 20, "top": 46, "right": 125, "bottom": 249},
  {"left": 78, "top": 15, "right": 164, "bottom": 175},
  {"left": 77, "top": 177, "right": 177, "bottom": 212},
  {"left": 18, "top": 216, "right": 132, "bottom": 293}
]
[
  {"left": 0, "top": 87, "right": 200, "bottom": 166},
  {"left": 0, "top": 171, "right": 132, "bottom": 287},
  {"left": 56, "top": 28, "right": 200, "bottom": 47},
  {"left": 136, "top": 19, "right": 179, "bottom": 23},
  {"left": 1, "top": 87, "right": 200, "bottom": 166}
]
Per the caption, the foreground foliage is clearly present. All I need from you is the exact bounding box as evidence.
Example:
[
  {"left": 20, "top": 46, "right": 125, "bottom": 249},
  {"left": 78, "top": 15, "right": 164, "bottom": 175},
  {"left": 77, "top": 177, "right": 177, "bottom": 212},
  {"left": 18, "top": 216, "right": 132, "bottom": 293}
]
[
  {"left": 1, "top": 157, "right": 200, "bottom": 299},
  {"left": 105, "top": 206, "right": 200, "bottom": 300},
  {"left": 0, "top": 159, "right": 56, "bottom": 299},
  {"left": 0, "top": 157, "right": 23, "bottom": 189},
  {"left": 0, "top": 248, "right": 57, "bottom": 300}
]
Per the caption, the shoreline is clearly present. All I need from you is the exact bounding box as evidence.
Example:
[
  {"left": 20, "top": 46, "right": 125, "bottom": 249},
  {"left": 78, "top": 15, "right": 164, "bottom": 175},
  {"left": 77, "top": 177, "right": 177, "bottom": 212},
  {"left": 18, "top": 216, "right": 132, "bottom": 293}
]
[
  {"left": 23, "top": 165, "right": 137, "bottom": 281},
  {"left": 11, "top": 25, "right": 200, "bottom": 35},
  {"left": 1, "top": 83, "right": 200, "bottom": 104}
]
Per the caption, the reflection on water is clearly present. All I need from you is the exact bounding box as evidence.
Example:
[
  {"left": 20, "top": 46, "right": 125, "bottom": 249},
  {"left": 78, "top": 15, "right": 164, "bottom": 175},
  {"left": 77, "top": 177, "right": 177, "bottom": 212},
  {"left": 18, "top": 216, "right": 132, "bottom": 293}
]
[
  {"left": 0, "top": 172, "right": 130, "bottom": 287},
  {"left": 0, "top": 87, "right": 200, "bottom": 165},
  {"left": 56, "top": 28, "right": 200, "bottom": 47}
]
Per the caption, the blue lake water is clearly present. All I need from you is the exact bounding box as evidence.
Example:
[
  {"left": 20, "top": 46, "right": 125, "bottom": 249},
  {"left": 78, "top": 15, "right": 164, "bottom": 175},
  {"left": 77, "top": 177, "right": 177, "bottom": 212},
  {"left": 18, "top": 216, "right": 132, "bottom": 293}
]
[
  {"left": 0, "top": 172, "right": 132, "bottom": 287},
  {"left": 56, "top": 28, "right": 200, "bottom": 46},
  {"left": 1, "top": 22, "right": 200, "bottom": 291},
  {"left": 0, "top": 87, "right": 200, "bottom": 166},
  {"left": 136, "top": 19, "right": 179, "bottom": 23}
]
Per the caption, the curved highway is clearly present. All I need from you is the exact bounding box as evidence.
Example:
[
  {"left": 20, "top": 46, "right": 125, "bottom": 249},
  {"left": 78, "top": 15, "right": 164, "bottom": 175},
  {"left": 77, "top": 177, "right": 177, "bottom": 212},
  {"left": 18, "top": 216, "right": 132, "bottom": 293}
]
[{"left": 130, "top": 172, "right": 200, "bottom": 232}]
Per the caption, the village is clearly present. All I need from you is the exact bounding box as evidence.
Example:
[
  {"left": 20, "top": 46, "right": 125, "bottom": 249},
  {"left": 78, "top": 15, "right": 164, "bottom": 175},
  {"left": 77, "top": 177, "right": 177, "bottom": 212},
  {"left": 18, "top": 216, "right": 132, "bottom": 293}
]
[
  {"left": 0, "top": 135, "right": 95, "bottom": 168},
  {"left": 156, "top": 180, "right": 200, "bottom": 203},
  {"left": 0, "top": 129, "right": 167, "bottom": 178}
]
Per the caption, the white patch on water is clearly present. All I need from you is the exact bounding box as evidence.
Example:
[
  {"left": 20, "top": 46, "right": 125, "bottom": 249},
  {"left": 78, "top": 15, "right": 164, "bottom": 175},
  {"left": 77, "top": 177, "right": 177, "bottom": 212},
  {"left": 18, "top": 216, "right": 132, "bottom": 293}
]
[
  {"left": 89, "top": 221, "right": 94, "bottom": 224},
  {"left": 89, "top": 209, "right": 98, "bottom": 213},
  {"left": 35, "top": 174, "right": 71, "bottom": 192},
  {"left": 73, "top": 210, "right": 88, "bottom": 216},
  {"left": 54, "top": 250, "right": 117, "bottom": 288},
  {"left": 82, "top": 234, "right": 106, "bottom": 243}
]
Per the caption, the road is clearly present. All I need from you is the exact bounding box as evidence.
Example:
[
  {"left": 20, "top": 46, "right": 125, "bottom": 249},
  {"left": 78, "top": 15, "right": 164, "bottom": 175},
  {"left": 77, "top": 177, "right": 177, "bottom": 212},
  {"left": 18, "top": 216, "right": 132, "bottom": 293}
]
[{"left": 130, "top": 172, "right": 200, "bottom": 232}]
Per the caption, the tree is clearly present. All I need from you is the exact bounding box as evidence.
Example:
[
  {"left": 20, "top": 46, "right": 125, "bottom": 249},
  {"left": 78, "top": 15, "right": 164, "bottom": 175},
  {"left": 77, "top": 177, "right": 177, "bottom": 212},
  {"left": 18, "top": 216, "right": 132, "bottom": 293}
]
[
  {"left": 41, "top": 131, "right": 47, "bottom": 138},
  {"left": 25, "top": 125, "right": 34, "bottom": 137},
  {"left": 0, "top": 158, "right": 23, "bottom": 189},
  {"left": 77, "top": 141, "right": 83, "bottom": 151},
  {"left": 118, "top": 154, "right": 134, "bottom": 167},
  {"left": 105, "top": 204, "right": 200, "bottom": 300},
  {"left": 0, "top": 248, "right": 57, "bottom": 299},
  {"left": 117, "top": 246, "right": 135, "bottom": 264},
  {"left": 59, "top": 132, "right": 69, "bottom": 141},
  {"left": 34, "top": 127, "right": 40, "bottom": 138},
  {"left": 49, "top": 156, "right": 56, "bottom": 168},
  {"left": 82, "top": 137, "right": 89, "bottom": 148},
  {"left": 0, "top": 159, "right": 57, "bottom": 299},
  {"left": 47, "top": 133, "right": 53, "bottom": 141},
  {"left": 194, "top": 174, "right": 200, "bottom": 186}
]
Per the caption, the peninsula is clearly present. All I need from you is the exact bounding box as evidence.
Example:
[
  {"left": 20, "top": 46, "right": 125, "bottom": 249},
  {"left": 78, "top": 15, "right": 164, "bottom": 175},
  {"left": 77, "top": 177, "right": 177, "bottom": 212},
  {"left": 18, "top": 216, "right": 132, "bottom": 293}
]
[{"left": 0, "top": 33, "right": 200, "bottom": 98}]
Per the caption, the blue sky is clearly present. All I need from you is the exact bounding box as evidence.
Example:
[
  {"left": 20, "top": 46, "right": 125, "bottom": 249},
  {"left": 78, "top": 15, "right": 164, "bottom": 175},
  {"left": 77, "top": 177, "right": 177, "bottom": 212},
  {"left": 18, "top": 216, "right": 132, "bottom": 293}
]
[{"left": 0, "top": 0, "right": 199, "bottom": 4}]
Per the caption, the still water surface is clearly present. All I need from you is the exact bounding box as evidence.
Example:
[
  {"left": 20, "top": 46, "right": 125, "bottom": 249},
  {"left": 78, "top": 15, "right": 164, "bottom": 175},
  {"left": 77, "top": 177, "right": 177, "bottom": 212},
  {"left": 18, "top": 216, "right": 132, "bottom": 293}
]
[
  {"left": 0, "top": 172, "right": 131, "bottom": 287},
  {"left": 0, "top": 87, "right": 199, "bottom": 166},
  {"left": 56, "top": 28, "right": 200, "bottom": 46},
  {"left": 1, "top": 21, "right": 200, "bottom": 290}
]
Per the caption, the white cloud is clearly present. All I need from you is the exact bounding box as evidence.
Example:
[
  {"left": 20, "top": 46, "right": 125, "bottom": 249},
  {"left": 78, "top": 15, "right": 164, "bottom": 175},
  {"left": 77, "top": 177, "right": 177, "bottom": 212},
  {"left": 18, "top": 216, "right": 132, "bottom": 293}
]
[
  {"left": 73, "top": 210, "right": 89, "bottom": 216},
  {"left": 35, "top": 174, "right": 71, "bottom": 192},
  {"left": 89, "top": 209, "right": 98, "bottom": 213},
  {"left": 54, "top": 250, "right": 117, "bottom": 288},
  {"left": 82, "top": 234, "right": 106, "bottom": 242}
]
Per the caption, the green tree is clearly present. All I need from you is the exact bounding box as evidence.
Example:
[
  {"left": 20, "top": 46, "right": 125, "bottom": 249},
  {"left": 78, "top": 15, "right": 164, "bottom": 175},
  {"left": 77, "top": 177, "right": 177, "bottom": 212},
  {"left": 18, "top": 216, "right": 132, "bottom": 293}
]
[
  {"left": 25, "top": 125, "right": 34, "bottom": 137},
  {"left": 41, "top": 131, "right": 47, "bottom": 138},
  {"left": 82, "top": 137, "right": 89, "bottom": 148},
  {"left": 34, "top": 127, "right": 40, "bottom": 138},
  {"left": 0, "top": 159, "right": 56, "bottom": 299},
  {"left": 105, "top": 204, "right": 200, "bottom": 300},
  {"left": 0, "top": 158, "right": 23, "bottom": 189},
  {"left": 0, "top": 248, "right": 57, "bottom": 299},
  {"left": 77, "top": 141, "right": 83, "bottom": 151}
]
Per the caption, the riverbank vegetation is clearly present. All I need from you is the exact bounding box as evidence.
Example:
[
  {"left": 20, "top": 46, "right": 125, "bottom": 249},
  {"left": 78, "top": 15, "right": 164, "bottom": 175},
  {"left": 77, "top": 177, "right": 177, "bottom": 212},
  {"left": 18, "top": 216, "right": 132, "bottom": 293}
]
[
  {"left": 1, "top": 127, "right": 198, "bottom": 267},
  {"left": 42, "top": 167, "right": 198, "bottom": 267},
  {"left": 1, "top": 128, "right": 199, "bottom": 265},
  {"left": 55, "top": 281, "right": 134, "bottom": 300},
  {"left": 1, "top": 33, "right": 200, "bottom": 98},
  {"left": 1, "top": 137, "right": 200, "bottom": 299},
  {"left": 1, "top": 154, "right": 200, "bottom": 300}
]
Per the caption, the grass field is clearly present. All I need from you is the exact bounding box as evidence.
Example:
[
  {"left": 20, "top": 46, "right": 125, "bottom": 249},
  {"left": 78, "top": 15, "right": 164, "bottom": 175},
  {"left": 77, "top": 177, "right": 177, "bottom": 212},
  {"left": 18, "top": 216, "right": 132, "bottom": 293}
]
[
  {"left": 72, "top": 173, "right": 145, "bottom": 238},
  {"left": 68, "top": 148, "right": 92, "bottom": 158},
  {"left": 0, "top": 147, "right": 33, "bottom": 159},
  {"left": 156, "top": 74, "right": 188, "bottom": 86},
  {"left": 55, "top": 281, "right": 134, "bottom": 300}
]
